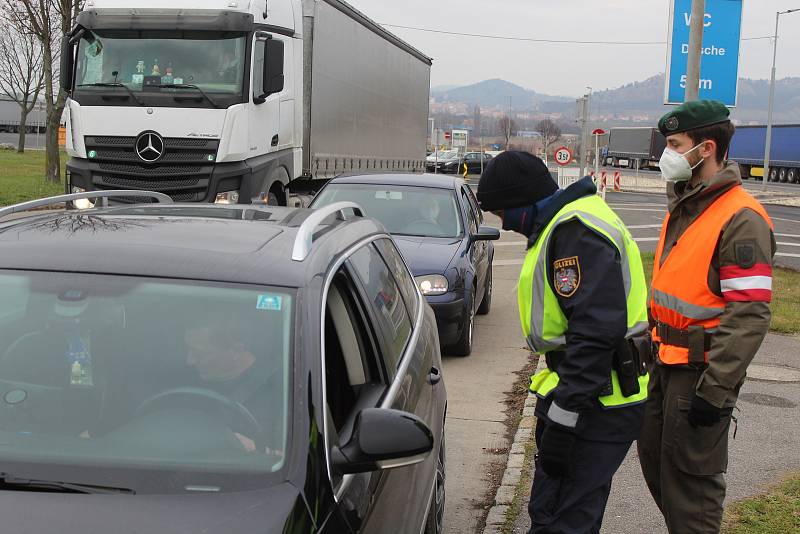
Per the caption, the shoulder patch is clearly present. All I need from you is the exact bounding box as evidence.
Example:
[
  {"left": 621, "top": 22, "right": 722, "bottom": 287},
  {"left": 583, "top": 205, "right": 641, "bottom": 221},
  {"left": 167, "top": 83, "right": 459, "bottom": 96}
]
[
  {"left": 734, "top": 239, "right": 756, "bottom": 269},
  {"left": 553, "top": 256, "right": 581, "bottom": 298}
]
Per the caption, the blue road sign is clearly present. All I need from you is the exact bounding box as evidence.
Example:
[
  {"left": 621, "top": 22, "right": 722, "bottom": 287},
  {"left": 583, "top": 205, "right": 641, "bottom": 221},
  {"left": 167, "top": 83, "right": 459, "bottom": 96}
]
[{"left": 665, "top": 0, "right": 743, "bottom": 106}]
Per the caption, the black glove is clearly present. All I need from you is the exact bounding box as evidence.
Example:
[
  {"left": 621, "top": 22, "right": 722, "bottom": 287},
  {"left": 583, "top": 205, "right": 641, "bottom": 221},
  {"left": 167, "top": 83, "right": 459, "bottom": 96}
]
[
  {"left": 687, "top": 393, "right": 731, "bottom": 428},
  {"left": 538, "top": 424, "right": 577, "bottom": 478}
]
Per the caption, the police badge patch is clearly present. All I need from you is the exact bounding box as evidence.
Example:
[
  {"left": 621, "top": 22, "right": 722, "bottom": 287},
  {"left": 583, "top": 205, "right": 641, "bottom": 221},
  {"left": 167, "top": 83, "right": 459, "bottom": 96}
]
[{"left": 553, "top": 256, "right": 581, "bottom": 297}]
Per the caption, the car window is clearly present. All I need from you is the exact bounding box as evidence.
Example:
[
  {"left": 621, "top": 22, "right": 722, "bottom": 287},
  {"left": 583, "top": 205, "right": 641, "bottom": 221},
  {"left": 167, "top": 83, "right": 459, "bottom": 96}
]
[
  {"left": 461, "top": 189, "right": 479, "bottom": 234},
  {"left": 464, "top": 186, "right": 484, "bottom": 224},
  {"left": 348, "top": 245, "right": 412, "bottom": 377},
  {"left": 374, "top": 238, "right": 419, "bottom": 319},
  {"left": 314, "top": 184, "right": 463, "bottom": 238},
  {"left": 323, "top": 272, "right": 384, "bottom": 436},
  {"left": 0, "top": 270, "right": 293, "bottom": 493}
]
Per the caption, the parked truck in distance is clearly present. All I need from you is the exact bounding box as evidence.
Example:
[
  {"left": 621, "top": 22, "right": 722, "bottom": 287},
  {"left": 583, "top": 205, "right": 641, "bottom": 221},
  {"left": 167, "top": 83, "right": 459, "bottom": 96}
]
[
  {"left": 729, "top": 124, "right": 800, "bottom": 184},
  {"left": 603, "top": 127, "right": 666, "bottom": 171},
  {"left": 60, "top": 0, "right": 432, "bottom": 205}
]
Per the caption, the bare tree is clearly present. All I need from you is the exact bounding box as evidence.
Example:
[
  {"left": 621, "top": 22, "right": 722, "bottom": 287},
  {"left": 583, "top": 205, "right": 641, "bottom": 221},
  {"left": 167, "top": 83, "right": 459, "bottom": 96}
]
[
  {"left": 497, "top": 115, "right": 518, "bottom": 150},
  {"left": 536, "top": 118, "right": 562, "bottom": 161},
  {"left": 0, "top": 16, "right": 45, "bottom": 152},
  {"left": 5, "top": 0, "right": 83, "bottom": 181}
]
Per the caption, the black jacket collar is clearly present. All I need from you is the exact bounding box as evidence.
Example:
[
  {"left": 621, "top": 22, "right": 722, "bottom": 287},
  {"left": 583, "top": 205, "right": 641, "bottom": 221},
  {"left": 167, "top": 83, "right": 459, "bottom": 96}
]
[{"left": 526, "top": 176, "right": 597, "bottom": 248}]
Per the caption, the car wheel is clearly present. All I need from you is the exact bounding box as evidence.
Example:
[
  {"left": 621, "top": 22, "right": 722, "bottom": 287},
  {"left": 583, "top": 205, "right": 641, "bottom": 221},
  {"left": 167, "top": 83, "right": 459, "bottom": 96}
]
[
  {"left": 477, "top": 266, "right": 492, "bottom": 315},
  {"left": 450, "top": 302, "right": 474, "bottom": 357},
  {"left": 424, "top": 431, "right": 446, "bottom": 534}
]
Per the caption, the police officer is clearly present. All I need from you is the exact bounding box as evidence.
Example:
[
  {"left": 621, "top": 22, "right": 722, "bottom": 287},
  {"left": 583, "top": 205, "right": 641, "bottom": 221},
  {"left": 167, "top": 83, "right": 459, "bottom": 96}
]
[
  {"left": 477, "top": 151, "right": 650, "bottom": 533},
  {"left": 639, "top": 101, "right": 776, "bottom": 534}
]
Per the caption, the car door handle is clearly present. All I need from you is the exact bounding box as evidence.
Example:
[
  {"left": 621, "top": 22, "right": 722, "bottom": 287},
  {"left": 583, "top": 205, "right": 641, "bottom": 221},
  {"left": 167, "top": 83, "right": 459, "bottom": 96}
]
[{"left": 429, "top": 366, "right": 442, "bottom": 385}]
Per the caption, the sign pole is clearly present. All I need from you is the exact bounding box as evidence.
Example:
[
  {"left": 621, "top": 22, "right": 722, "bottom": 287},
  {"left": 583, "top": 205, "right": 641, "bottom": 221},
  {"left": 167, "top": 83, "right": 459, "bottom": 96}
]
[{"left": 685, "top": 0, "right": 706, "bottom": 101}]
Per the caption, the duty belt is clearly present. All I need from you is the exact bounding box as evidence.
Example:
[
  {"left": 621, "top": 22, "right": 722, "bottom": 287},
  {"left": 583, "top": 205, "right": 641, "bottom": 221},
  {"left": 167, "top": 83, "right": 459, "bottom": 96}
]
[{"left": 655, "top": 321, "right": 713, "bottom": 367}]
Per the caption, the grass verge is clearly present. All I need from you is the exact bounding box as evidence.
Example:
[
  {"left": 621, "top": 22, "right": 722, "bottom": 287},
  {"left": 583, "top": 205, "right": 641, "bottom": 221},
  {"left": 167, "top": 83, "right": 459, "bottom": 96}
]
[
  {"left": 0, "top": 150, "right": 66, "bottom": 206},
  {"left": 722, "top": 474, "right": 800, "bottom": 534},
  {"left": 640, "top": 252, "right": 800, "bottom": 336}
]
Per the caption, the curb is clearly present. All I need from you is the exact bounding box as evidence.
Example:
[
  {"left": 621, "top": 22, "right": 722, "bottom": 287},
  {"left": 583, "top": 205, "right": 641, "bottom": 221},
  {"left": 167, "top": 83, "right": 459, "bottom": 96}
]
[{"left": 482, "top": 356, "right": 546, "bottom": 534}]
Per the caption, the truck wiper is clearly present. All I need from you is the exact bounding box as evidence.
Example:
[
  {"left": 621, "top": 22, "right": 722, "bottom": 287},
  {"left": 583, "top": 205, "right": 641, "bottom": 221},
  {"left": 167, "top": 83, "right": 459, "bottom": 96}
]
[
  {"left": 77, "top": 82, "right": 145, "bottom": 107},
  {"left": 156, "top": 83, "right": 220, "bottom": 109},
  {"left": 0, "top": 473, "right": 135, "bottom": 495}
]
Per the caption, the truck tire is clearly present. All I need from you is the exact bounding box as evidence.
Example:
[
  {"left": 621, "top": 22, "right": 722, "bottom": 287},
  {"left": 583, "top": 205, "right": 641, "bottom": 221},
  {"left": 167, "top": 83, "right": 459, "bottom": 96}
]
[
  {"left": 769, "top": 167, "right": 779, "bottom": 182},
  {"left": 788, "top": 168, "right": 799, "bottom": 184},
  {"left": 778, "top": 168, "right": 788, "bottom": 183},
  {"left": 738, "top": 164, "right": 751, "bottom": 180}
]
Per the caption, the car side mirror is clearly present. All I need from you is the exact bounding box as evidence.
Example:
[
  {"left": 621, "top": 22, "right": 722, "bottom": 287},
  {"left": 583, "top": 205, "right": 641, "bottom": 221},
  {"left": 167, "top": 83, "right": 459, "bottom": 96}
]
[
  {"left": 471, "top": 225, "right": 500, "bottom": 242},
  {"left": 331, "top": 408, "right": 433, "bottom": 474}
]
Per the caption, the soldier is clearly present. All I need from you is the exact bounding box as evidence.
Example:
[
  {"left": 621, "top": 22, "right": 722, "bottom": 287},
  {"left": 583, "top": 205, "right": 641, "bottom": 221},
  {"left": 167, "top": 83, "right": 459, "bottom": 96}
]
[
  {"left": 638, "top": 100, "right": 777, "bottom": 533},
  {"left": 477, "top": 151, "right": 650, "bottom": 533}
]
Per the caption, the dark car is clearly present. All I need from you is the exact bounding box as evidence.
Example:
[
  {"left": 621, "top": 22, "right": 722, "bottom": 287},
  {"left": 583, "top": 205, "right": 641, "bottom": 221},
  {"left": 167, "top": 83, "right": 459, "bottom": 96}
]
[
  {"left": 311, "top": 174, "right": 499, "bottom": 357},
  {"left": 0, "top": 191, "right": 447, "bottom": 534},
  {"left": 462, "top": 152, "right": 493, "bottom": 175}
]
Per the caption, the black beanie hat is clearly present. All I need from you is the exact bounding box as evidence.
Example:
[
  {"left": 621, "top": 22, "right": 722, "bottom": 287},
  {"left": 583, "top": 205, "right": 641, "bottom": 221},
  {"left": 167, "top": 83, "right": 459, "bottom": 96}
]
[{"left": 476, "top": 151, "right": 558, "bottom": 211}]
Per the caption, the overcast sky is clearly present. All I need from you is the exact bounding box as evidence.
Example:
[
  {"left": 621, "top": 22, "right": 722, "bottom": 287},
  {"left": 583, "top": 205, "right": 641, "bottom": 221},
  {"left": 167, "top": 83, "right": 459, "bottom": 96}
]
[{"left": 347, "top": 0, "right": 800, "bottom": 97}]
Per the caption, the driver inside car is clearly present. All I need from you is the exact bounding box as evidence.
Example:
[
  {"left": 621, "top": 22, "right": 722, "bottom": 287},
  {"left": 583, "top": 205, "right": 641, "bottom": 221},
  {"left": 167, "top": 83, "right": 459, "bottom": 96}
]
[{"left": 184, "top": 317, "right": 283, "bottom": 454}]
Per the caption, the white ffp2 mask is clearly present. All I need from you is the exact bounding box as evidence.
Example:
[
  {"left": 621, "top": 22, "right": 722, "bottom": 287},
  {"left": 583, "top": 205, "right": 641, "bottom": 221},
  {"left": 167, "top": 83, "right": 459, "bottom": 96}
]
[{"left": 659, "top": 144, "right": 705, "bottom": 182}]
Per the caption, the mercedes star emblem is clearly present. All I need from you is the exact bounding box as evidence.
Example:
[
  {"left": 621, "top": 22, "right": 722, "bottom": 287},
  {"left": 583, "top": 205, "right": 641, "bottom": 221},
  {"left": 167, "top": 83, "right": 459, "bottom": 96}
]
[{"left": 135, "top": 132, "right": 164, "bottom": 163}]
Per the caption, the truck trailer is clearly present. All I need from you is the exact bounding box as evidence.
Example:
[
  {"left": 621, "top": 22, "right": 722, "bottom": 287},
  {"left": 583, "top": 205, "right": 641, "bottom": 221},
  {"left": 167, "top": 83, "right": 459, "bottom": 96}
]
[
  {"left": 60, "top": 0, "right": 432, "bottom": 205},
  {"left": 728, "top": 124, "right": 800, "bottom": 184},
  {"left": 604, "top": 127, "right": 666, "bottom": 171}
]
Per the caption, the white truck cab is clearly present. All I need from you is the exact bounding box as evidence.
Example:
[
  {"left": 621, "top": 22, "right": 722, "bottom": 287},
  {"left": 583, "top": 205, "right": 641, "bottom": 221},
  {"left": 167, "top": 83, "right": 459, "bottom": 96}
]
[{"left": 61, "top": 0, "right": 431, "bottom": 205}]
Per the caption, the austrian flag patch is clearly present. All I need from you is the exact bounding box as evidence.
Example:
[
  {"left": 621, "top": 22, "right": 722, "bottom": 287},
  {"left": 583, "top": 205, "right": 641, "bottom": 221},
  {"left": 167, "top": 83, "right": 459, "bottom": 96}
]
[
  {"left": 720, "top": 263, "right": 773, "bottom": 302},
  {"left": 554, "top": 256, "right": 581, "bottom": 297}
]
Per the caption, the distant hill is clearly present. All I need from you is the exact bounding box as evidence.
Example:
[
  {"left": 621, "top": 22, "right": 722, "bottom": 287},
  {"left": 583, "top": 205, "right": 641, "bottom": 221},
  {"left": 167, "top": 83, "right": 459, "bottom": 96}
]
[
  {"left": 432, "top": 79, "right": 570, "bottom": 111},
  {"left": 432, "top": 75, "right": 800, "bottom": 125}
]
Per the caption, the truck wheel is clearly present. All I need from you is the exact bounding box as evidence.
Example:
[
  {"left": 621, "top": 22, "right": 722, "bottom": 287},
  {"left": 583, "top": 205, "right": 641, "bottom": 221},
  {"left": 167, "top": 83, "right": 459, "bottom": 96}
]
[
  {"left": 769, "top": 168, "right": 779, "bottom": 182},
  {"left": 788, "top": 168, "right": 799, "bottom": 184},
  {"left": 778, "top": 168, "right": 788, "bottom": 183},
  {"left": 739, "top": 164, "right": 751, "bottom": 180}
]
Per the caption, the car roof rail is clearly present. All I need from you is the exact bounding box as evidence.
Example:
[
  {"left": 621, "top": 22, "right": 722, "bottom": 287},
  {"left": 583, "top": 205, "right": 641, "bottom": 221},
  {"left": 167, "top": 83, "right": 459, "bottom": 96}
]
[
  {"left": 0, "top": 190, "right": 174, "bottom": 219},
  {"left": 292, "top": 201, "right": 364, "bottom": 262}
]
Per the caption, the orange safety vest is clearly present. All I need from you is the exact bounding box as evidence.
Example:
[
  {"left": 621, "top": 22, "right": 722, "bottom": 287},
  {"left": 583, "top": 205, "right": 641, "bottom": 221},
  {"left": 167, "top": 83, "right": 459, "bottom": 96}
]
[{"left": 650, "top": 185, "right": 773, "bottom": 365}]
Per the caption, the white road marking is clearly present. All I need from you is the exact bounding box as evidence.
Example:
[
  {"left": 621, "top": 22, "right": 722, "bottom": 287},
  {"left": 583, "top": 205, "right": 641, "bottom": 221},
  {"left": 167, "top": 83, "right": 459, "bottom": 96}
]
[
  {"left": 778, "top": 242, "right": 800, "bottom": 247},
  {"left": 609, "top": 207, "right": 667, "bottom": 212},
  {"left": 607, "top": 203, "right": 666, "bottom": 208},
  {"left": 771, "top": 216, "right": 800, "bottom": 224},
  {"left": 775, "top": 233, "right": 800, "bottom": 239},
  {"left": 777, "top": 252, "right": 800, "bottom": 258},
  {"left": 627, "top": 224, "right": 663, "bottom": 229},
  {"left": 634, "top": 237, "right": 660, "bottom": 242}
]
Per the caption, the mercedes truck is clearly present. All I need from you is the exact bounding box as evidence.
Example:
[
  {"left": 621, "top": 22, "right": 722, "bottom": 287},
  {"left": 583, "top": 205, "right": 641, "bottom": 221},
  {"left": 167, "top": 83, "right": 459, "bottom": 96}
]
[{"left": 60, "top": 0, "right": 432, "bottom": 205}]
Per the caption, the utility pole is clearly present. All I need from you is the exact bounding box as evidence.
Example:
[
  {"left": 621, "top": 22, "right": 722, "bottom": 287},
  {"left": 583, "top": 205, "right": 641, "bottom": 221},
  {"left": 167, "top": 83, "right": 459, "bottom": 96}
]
[
  {"left": 506, "top": 96, "right": 512, "bottom": 150},
  {"left": 576, "top": 89, "right": 591, "bottom": 177},
  {"left": 763, "top": 8, "right": 800, "bottom": 191},
  {"left": 684, "top": 0, "right": 706, "bottom": 101}
]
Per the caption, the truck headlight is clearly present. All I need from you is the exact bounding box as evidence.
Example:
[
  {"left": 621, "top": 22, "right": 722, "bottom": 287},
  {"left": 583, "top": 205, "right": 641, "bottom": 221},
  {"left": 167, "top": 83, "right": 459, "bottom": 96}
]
[
  {"left": 71, "top": 186, "right": 94, "bottom": 210},
  {"left": 415, "top": 274, "right": 448, "bottom": 296},
  {"left": 214, "top": 190, "right": 240, "bottom": 204}
]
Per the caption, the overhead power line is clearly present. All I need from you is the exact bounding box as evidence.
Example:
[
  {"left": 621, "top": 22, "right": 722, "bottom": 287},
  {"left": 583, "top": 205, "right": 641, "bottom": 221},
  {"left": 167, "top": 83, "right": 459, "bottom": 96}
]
[{"left": 379, "top": 23, "right": 773, "bottom": 46}]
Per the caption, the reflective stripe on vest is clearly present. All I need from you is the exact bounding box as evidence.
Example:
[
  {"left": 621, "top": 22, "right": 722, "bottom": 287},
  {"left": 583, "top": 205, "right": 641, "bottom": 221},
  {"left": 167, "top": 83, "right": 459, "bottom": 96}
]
[
  {"left": 529, "top": 367, "right": 649, "bottom": 408},
  {"left": 651, "top": 185, "right": 773, "bottom": 365},
  {"left": 518, "top": 194, "right": 649, "bottom": 353}
]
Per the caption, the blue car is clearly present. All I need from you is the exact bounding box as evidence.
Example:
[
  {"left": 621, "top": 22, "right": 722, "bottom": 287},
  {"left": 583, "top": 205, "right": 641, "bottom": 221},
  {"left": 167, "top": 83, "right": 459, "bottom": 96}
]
[{"left": 312, "top": 174, "right": 499, "bottom": 356}]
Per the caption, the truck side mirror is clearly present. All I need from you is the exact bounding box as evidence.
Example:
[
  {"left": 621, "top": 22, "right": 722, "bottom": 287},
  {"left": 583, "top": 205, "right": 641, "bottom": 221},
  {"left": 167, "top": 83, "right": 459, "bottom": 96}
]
[
  {"left": 254, "top": 35, "right": 284, "bottom": 104},
  {"left": 60, "top": 36, "right": 76, "bottom": 93}
]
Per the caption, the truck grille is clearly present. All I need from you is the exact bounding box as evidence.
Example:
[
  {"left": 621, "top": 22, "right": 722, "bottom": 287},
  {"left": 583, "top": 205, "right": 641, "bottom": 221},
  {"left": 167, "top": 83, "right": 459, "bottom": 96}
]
[{"left": 84, "top": 135, "right": 219, "bottom": 200}]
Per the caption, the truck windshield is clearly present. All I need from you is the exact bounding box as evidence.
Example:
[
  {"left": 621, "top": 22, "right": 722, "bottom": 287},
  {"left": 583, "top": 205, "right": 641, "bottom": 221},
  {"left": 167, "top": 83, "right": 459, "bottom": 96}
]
[
  {"left": 73, "top": 30, "right": 247, "bottom": 105},
  {"left": 0, "top": 270, "right": 293, "bottom": 494}
]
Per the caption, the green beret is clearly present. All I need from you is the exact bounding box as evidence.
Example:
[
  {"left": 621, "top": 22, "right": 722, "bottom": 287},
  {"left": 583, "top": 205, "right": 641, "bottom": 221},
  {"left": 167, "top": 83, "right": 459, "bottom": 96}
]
[{"left": 658, "top": 100, "right": 730, "bottom": 136}]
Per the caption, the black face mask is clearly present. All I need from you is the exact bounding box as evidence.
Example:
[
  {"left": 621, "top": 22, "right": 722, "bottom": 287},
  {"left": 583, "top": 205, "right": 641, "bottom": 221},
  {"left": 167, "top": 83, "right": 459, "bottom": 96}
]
[{"left": 502, "top": 205, "right": 538, "bottom": 236}]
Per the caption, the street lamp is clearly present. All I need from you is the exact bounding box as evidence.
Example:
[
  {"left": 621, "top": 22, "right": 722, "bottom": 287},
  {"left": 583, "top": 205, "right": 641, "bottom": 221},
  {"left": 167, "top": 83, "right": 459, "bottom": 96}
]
[{"left": 763, "top": 8, "right": 800, "bottom": 192}]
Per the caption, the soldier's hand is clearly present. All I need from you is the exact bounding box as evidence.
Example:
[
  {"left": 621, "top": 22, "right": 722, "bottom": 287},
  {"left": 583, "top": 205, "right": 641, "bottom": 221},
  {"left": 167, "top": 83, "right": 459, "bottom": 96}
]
[
  {"left": 687, "top": 393, "right": 732, "bottom": 428},
  {"left": 538, "top": 424, "right": 576, "bottom": 478}
]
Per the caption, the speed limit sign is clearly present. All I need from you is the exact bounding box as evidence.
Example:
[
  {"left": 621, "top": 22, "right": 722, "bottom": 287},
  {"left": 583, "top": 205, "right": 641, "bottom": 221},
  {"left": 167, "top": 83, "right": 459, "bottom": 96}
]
[{"left": 554, "top": 146, "right": 573, "bottom": 166}]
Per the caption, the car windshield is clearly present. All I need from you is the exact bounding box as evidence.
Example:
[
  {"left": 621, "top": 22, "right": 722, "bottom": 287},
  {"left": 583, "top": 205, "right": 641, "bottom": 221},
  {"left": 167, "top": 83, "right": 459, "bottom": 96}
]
[
  {"left": 0, "top": 271, "right": 293, "bottom": 494},
  {"left": 314, "top": 183, "right": 463, "bottom": 238},
  {"left": 74, "top": 29, "right": 246, "bottom": 99}
]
